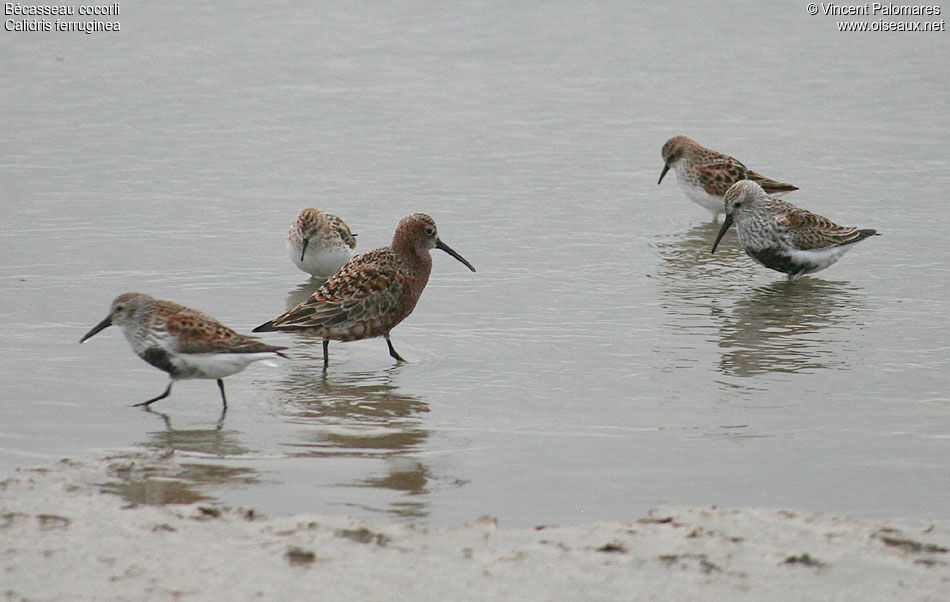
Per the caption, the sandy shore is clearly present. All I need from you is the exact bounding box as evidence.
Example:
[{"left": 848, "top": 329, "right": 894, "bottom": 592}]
[{"left": 1, "top": 454, "right": 947, "bottom": 601}]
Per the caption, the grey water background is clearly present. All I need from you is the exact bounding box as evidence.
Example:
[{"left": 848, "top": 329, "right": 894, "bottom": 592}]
[{"left": 1, "top": 2, "right": 947, "bottom": 526}]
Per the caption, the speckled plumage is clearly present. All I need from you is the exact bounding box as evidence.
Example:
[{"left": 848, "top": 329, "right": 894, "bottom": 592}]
[
  {"left": 256, "top": 213, "right": 475, "bottom": 365},
  {"left": 711, "top": 180, "right": 878, "bottom": 279},
  {"left": 287, "top": 208, "right": 357, "bottom": 278},
  {"left": 659, "top": 135, "right": 798, "bottom": 219},
  {"left": 80, "top": 293, "right": 287, "bottom": 410}
]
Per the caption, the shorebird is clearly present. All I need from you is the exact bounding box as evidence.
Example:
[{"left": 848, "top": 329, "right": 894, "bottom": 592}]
[
  {"left": 255, "top": 213, "right": 475, "bottom": 366},
  {"left": 80, "top": 293, "right": 288, "bottom": 410},
  {"left": 711, "top": 180, "right": 878, "bottom": 279},
  {"left": 286, "top": 208, "right": 357, "bottom": 278},
  {"left": 658, "top": 134, "right": 798, "bottom": 219}
]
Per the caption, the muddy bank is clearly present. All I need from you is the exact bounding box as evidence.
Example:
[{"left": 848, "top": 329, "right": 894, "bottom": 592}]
[{"left": 1, "top": 455, "right": 947, "bottom": 601}]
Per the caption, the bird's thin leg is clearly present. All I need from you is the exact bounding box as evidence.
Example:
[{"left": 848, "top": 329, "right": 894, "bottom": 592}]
[
  {"left": 217, "top": 379, "right": 228, "bottom": 411},
  {"left": 133, "top": 381, "right": 173, "bottom": 407},
  {"left": 385, "top": 335, "right": 406, "bottom": 362},
  {"left": 322, "top": 340, "right": 330, "bottom": 368}
]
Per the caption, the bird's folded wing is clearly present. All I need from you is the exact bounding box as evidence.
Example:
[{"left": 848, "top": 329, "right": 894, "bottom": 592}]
[{"left": 270, "top": 258, "right": 404, "bottom": 331}]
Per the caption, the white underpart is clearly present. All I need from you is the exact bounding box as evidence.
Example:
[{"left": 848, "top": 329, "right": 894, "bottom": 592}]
[
  {"left": 673, "top": 165, "right": 724, "bottom": 217},
  {"left": 785, "top": 243, "right": 857, "bottom": 274},
  {"left": 287, "top": 238, "right": 352, "bottom": 278},
  {"left": 170, "top": 352, "right": 279, "bottom": 380}
]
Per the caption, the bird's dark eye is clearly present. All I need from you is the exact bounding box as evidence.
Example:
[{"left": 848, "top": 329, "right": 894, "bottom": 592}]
[{"left": 425, "top": 227, "right": 435, "bottom": 236}]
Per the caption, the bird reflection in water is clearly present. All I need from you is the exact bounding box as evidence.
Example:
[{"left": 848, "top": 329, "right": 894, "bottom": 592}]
[
  {"left": 716, "top": 279, "right": 864, "bottom": 377},
  {"left": 284, "top": 279, "right": 324, "bottom": 312},
  {"left": 99, "top": 409, "right": 260, "bottom": 506},
  {"left": 276, "top": 361, "right": 438, "bottom": 519},
  {"left": 653, "top": 224, "right": 867, "bottom": 383},
  {"left": 653, "top": 222, "right": 749, "bottom": 283}
]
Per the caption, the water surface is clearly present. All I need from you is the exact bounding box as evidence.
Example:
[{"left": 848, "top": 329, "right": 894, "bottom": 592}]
[{"left": 1, "top": 1, "right": 948, "bottom": 526}]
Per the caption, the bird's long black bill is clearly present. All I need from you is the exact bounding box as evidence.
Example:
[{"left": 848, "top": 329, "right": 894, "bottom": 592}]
[
  {"left": 80, "top": 315, "right": 113, "bottom": 343},
  {"left": 657, "top": 163, "right": 670, "bottom": 185},
  {"left": 436, "top": 239, "right": 476, "bottom": 272},
  {"left": 299, "top": 238, "right": 309, "bottom": 262},
  {"left": 252, "top": 320, "right": 275, "bottom": 333},
  {"left": 710, "top": 215, "right": 734, "bottom": 254}
]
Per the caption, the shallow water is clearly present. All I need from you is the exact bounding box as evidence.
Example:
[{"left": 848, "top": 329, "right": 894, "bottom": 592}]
[{"left": 1, "top": 2, "right": 948, "bottom": 526}]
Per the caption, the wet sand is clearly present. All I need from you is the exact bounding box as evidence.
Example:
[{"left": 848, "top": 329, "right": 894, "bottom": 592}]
[{"left": 2, "top": 453, "right": 947, "bottom": 601}]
